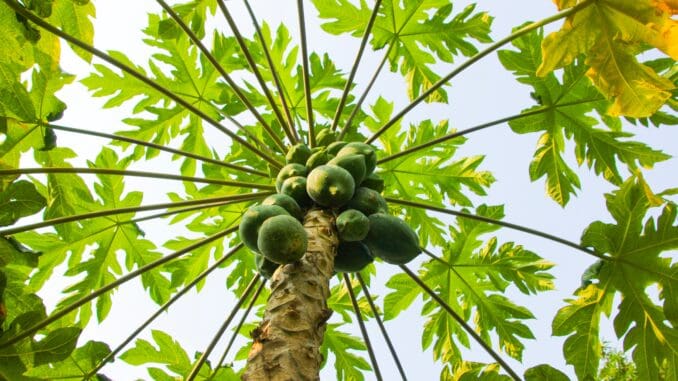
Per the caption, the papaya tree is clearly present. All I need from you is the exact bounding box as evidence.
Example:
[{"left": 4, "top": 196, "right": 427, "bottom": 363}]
[{"left": 0, "top": 0, "right": 676, "bottom": 380}]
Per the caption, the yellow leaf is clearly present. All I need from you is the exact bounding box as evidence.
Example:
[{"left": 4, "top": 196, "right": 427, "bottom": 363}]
[
  {"left": 586, "top": 39, "right": 674, "bottom": 117},
  {"left": 539, "top": 0, "right": 677, "bottom": 117}
]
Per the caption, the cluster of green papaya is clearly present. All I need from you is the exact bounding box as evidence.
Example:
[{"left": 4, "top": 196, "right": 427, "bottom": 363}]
[{"left": 238, "top": 129, "right": 421, "bottom": 279}]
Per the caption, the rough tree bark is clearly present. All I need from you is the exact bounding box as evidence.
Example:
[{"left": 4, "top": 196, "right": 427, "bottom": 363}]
[{"left": 243, "top": 208, "right": 338, "bottom": 381}]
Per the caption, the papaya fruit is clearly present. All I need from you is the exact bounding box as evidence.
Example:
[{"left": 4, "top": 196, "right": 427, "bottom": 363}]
[
  {"left": 327, "top": 141, "right": 347, "bottom": 156},
  {"left": 262, "top": 194, "right": 303, "bottom": 221},
  {"left": 255, "top": 252, "right": 279, "bottom": 279},
  {"left": 275, "top": 163, "right": 307, "bottom": 192},
  {"left": 306, "top": 149, "right": 332, "bottom": 170},
  {"left": 346, "top": 187, "right": 388, "bottom": 215},
  {"left": 327, "top": 154, "right": 366, "bottom": 185},
  {"left": 286, "top": 143, "right": 312, "bottom": 164},
  {"left": 360, "top": 172, "right": 384, "bottom": 193},
  {"left": 257, "top": 215, "right": 308, "bottom": 264},
  {"left": 334, "top": 241, "right": 373, "bottom": 273},
  {"left": 335, "top": 209, "right": 369, "bottom": 242},
  {"left": 336, "top": 142, "right": 376, "bottom": 175},
  {"left": 316, "top": 128, "right": 338, "bottom": 146},
  {"left": 362, "top": 213, "right": 420, "bottom": 264},
  {"left": 239, "top": 204, "right": 289, "bottom": 252},
  {"left": 280, "top": 176, "right": 313, "bottom": 207},
  {"left": 306, "top": 165, "right": 355, "bottom": 208}
]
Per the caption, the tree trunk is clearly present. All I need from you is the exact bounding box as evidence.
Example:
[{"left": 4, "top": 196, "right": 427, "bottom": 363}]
[{"left": 243, "top": 208, "right": 338, "bottom": 381}]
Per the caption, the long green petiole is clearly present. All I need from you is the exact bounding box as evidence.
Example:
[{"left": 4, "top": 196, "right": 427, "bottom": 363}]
[
  {"left": 0, "top": 167, "right": 275, "bottom": 189},
  {"left": 0, "top": 192, "right": 270, "bottom": 236}
]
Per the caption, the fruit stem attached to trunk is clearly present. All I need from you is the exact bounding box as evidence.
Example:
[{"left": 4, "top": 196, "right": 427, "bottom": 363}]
[{"left": 243, "top": 208, "right": 337, "bottom": 381}]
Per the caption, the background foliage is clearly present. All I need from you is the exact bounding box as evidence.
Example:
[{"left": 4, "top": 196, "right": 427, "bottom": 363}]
[{"left": 0, "top": 0, "right": 676, "bottom": 380}]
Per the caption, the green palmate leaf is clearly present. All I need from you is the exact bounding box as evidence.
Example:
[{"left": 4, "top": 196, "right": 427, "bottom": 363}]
[
  {"left": 385, "top": 205, "right": 553, "bottom": 378},
  {"left": 312, "top": 0, "right": 493, "bottom": 102},
  {"left": 121, "top": 329, "right": 213, "bottom": 380},
  {"left": 244, "top": 27, "right": 348, "bottom": 126},
  {"left": 552, "top": 283, "right": 613, "bottom": 380},
  {"left": 0, "top": 180, "right": 46, "bottom": 227},
  {"left": 25, "top": 340, "right": 111, "bottom": 379},
  {"left": 326, "top": 278, "right": 374, "bottom": 323},
  {"left": 0, "top": 63, "right": 35, "bottom": 122},
  {"left": 0, "top": 1, "right": 76, "bottom": 124},
  {"left": 48, "top": 0, "right": 95, "bottom": 62},
  {"left": 539, "top": 0, "right": 676, "bottom": 117},
  {"left": 0, "top": 119, "right": 43, "bottom": 172},
  {"left": 368, "top": 97, "right": 493, "bottom": 245},
  {"left": 31, "top": 327, "right": 81, "bottom": 366},
  {"left": 554, "top": 175, "right": 678, "bottom": 380},
  {"left": 499, "top": 28, "right": 670, "bottom": 206},
  {"left": 320, "top": 323, "right": 371, "bottom": 381},
  {"left": 448, "top": 361, "right": 511, "bottom": 381},
  {"left": 523, "top": 364, "right": 569, "bottom": 381},
  {"left": 15, "top": 148, "right": 170, "bottom": 325}
]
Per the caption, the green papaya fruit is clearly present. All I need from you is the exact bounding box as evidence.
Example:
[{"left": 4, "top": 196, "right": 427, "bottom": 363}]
[
  {"left": 360, "top": 172, "right": 384, "bottom": 193},
  {"left": 262, "top": 194, "right": 303, "bottom": 220},
  {"left": 336, "top": 142, "right": 376, "bottom": 175},
  {"left": 334, "top": 241, "right": 373, "bottom": 273},
  {"left": 306, "top": 165, "right": 355, "bottom": 208},
  {"left": 327, "top": 141, "right": 348, "bottom": 156},
  {"left": 346, "top": 187, "right": 388, "bottom": 215},
  {"left": 316, "top": 128, "right": 338, "bottom": 146},
  {"left": 275, "top": 163, "right": 308, "bottom": 192},
  {"left": 362, "top": 213, "right": 420, "bottom": 264},
  {"left": 255, "top": 252, "right": 279, "bottom": 279},
  {"left": 286, "top": 143, "right": 312, "bottom": 164},
  {"left": 306, "top": 149, "right": 332, "bottom": 170},
  {"left": 327, "top": 154, "right": 366, "bottom": 185},
  {"left": 280, "top": 176, "right": 313, "bottom": 207},
  {"left": 239, "top": 204, "right": 289, "bottom": 252},
  {"left": 335, "top": 209, "right": 369, "bottom": 242},
  {"left": 258, "top": 215, "right": 308, "bottom": 264}
]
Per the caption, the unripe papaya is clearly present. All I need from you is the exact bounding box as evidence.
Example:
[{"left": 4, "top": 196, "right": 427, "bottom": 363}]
[
  {"left": 257, "top": 215, "right": 308, "bottom": 264},
  {"left": 276, "top": 163, "right": 307, "bottom": 192},
  {"left": 280, "top": 176, "right": 313, "bottom": 207},
  {"left": 334, "top": 241, "right": 373, "bottom": 273},
  {"left": 360, "top": 172, "right": 385, "bottom": 193},
  {"left": 286, "top": 143, "right": 312, "bottom": 164},
  {"left": 239, "top": 205, "right": 289, "bottom": 252},
  {"left": 327, "top": 141, "right": 348, "bottom": 156},
  {"left": 336, "top": 209, "right": 369, "bottom": 242},
  {"left": 316, "top": 128, "right": 338, "bottom": 146},
  {"left": 363, "top": 213, "right": 420, "bottom": 264},
  {"left": 346, "top": 187, "right": 388, "bottom": 215},
  {"left": 336, "top": 142, "right": 376, "bottom": 175},
  {"left": 306, "top": 149, "right": 332, "bottom": 170},
  {"left": 262, "top": 194, "right": 303, "bottom": 221},
  {"left": 306, "top": 165, "right": 355, "bottom": 208},
  {"left": 327, "top": 154, "right": 366, "bottom": 185},
  {"left": 255, "top": 252, "right": 279, "bottom": 279}
]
